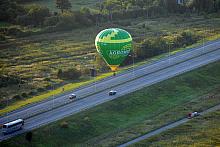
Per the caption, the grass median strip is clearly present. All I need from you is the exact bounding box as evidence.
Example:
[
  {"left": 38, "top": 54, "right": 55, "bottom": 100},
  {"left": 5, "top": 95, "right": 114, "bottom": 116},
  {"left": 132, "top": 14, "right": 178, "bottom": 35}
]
[{"left": 1, "top": 61, "right": 220, "bottom": 146}]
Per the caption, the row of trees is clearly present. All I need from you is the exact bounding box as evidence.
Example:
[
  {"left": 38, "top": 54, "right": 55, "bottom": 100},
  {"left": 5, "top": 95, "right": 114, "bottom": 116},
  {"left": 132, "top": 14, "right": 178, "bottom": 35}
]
[
  {"left": 100, "top": 0, "right": 220, "bottom": 20},
  {"left": 1, "top": 0, "right": 220, "bottom": 34}
]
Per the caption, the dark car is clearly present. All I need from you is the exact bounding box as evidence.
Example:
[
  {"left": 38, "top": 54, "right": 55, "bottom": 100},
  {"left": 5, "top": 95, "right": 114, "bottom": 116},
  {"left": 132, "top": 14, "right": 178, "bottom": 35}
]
[
  {"left": 69, "top": 94, "right": 76, "bottom": 99},
  {"left": 109, "top": 90, "right": 117, "bottom": 96}
]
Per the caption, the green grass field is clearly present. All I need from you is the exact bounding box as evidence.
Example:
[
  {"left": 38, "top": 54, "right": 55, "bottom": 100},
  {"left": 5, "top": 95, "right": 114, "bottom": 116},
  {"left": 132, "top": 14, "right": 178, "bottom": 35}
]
[
  {"left": 133, "top": 110, "right": 220, "bottom": 147},
  {"left": 1, "top": 61, "right": 220, "bottom": 147},
  {"left": 1, "top": 15, "right": 220, "bottom": 111}
]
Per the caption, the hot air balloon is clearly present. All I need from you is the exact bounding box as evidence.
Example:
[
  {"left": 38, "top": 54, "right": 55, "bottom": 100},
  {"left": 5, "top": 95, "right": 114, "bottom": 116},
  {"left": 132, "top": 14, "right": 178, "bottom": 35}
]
[{"left": 95, "top": 28, "right": 132, "bottom": 72}]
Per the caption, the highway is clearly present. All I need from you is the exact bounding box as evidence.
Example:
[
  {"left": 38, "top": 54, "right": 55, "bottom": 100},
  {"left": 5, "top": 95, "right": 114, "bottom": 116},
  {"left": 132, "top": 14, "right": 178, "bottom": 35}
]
[{"left": 0, "top": 40, "right": 220, "bottom": 141}]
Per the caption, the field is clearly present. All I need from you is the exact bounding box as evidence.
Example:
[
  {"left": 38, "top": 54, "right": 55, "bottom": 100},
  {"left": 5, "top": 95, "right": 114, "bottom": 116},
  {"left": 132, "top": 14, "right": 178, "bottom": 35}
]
[
  {"left": 1, "top": 61, "right": 220, "bottom": 147},
  {"left": 23, "top": 0, "right": 104, "bottom": 11},
  {"left": 1, "top": 14, "right": 220, "bottom": 113},
  {"left": 133, "top": 110, "right": 220, "bottom": 146}
]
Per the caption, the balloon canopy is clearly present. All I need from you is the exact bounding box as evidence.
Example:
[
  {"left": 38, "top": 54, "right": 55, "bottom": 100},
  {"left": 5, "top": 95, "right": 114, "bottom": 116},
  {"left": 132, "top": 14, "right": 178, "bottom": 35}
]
[{"left": 95, "top": 28, "right": 132, "bottom": 72}]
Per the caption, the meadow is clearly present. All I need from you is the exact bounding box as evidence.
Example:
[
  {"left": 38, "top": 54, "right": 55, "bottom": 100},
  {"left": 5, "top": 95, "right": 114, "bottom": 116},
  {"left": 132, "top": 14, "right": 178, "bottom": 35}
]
[
  {"left": 1, "top": 14, "right": 220, "bottom": 112},
  {"left": 1, "top": 61, "right": 220, "bottom": 146},
  {"left": 133, "top": 110, "right": 220, "bottom": 146}
]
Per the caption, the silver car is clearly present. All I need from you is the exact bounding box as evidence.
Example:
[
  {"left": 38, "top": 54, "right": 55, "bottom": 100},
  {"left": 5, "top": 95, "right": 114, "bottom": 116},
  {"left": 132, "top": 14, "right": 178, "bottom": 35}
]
[{"left": 69, "top": 94, "right": 76, "bottom": 99}]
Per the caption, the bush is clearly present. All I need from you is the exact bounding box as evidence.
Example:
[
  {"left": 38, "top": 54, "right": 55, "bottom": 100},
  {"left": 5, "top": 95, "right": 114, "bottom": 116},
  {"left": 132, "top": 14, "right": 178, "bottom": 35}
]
[
  {"left": 81, "top": 68, "right": 90, "bottom": 75},
  {"left": 6, "top": 27, "right": 23, "bottom": 36},
  {"left": 60, "top": 121, "right": 68, "bottom": 128},
  {"left": 0, "top": 0, "right": 25, "bottom": 22},
  {"left": 16, "top": 4, "right": 50, "bottom": 26},
  {"left": 13, "top": 94, "right": 22, "bottom": 100},
  {"left": 37, "top": 87, "right": 46, "bottom": 92},
  {"left": 0, "top": 75, "right": 23, "bottom": 88},
  {"left": 21, "top": 92, "right": 28, "bottom": 98},
  {"left": 134, "top": 30, "right": 201, "bottom": 60},
  {"left": 56, "top": 11, "right": 78, "bottom": 30},
  {"left": 176, "top": 30, "right": 200, "bottom": 47},
  {"left": 28, "top": 90, "right": 37, "bottom": 96},
  {"left": 135, "top": 37, "right": 167, "bottom": 59},
  {"left": 57, "top": 68, "right": 81, "bottom": 80},
  {"left": 44, "top": 77, "right": 51, "bottom": 81},
  {"left": 43, "top": 16, "right": 59, "bottom": 26},
  {"left": 0, "top": 34, "right": 6, "bottom": 41}
]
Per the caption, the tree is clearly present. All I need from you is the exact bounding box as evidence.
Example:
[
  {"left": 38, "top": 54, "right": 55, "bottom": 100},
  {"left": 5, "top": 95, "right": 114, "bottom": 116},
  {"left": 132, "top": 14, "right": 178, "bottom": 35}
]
[
  {"left": 56, "top": 0, "right": 72, "bottom": 13},
  {"left": 0, "top": 0, "right": 24, "bottom": 22},
  {"left": 104, "top": 0, "right": 120, "bottom": 20}
]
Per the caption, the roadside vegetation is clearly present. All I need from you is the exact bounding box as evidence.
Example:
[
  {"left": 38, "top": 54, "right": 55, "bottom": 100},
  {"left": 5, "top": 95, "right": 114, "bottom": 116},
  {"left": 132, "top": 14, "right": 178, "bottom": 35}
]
[
  {"left": 133, "top": 110, "right": 220, "bottom": 147},
  {"left": 1, "top": 61, "right": 220, "bottom": 146},
  {"left": 0, "top": 0, "right": 220, "bottom": 113}
]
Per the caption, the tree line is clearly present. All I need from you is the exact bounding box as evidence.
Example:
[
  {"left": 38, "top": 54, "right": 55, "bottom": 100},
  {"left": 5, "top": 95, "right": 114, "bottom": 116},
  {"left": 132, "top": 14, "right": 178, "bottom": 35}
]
[{"left": 1, "top": 0, "right": 220, "bottom": 28}]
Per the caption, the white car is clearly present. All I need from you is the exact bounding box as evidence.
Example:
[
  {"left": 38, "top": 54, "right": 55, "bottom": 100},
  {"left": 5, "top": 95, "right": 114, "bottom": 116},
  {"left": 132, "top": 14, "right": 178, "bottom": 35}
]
[
  {"left": 188, "top": 111, "right": 200, "bottom": 118},
  {"left": 109, "top": 90, "right": 117, "bottom": 96},
  {"left": 69, "top": 94, "right": 76, "bottom": 99}
]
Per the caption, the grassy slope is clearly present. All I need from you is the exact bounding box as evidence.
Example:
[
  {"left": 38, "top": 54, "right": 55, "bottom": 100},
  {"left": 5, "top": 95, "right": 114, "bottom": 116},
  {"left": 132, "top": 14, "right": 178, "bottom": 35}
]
[
  {"left": 1, "top": 15, "right": 220, "bottom": 111},
  {"left": 1, "top": 61, "right": 220, "bottom": 147},
  {"left": 133, "top": 110, "right": 220, "bottom": 147}
]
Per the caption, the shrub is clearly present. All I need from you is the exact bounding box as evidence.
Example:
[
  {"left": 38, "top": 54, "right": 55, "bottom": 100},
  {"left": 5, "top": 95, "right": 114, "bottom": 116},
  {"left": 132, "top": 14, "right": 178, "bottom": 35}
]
[
  {"left": 17, "top": 4, "right": 50, "bottom": 26},
  {"left": 57, "top": 68, "right": 81, "bottom": 80},
  {"left": 21, "top": 92, "right": 28, "bottom": 98},
  {"left": 6, "top": 27, "right": 23, "bottom": 36},
  {"left": 176, "top": 30, "right": 200, "bottom": 47},
  {"left": 135, "top": 37, "right": 167, "bottom": 59},
  {"left": 60, "top": 121, "right": 68, "bottom": 128},
  {"left": 43, "top": 16, "right": 59, "bottom": 26},
  {"left": 0, "top": 0, "right": 25, "bottom": 22},
  {"left": 56, "top": 11, "right": 78, "bottom": 30},
  {"left": 44, "top": 77, "right": 51, "bottom": 81},
  {"left": 28, "top": 90, "right": 37, "bottom": 96},
  {"left": 37, "top": 87, "right": 45, "bottom": 92},
  {"left": 0, "top": 75, "right": 23, "bottom": 88},
  {"left": 13, "top": 94, "right": 22, "bottom": 100},
  {"left": 81, "top": 68, "right": 90, "bottom": 75},
  {"left": 0, "top": 34, "right": 6, "bottom": 41}
]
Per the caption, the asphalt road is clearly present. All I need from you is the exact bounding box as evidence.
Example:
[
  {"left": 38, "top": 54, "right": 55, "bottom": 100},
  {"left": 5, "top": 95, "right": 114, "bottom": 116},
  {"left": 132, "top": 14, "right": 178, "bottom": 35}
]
[
  {"left": 0, "top": 40, "right": 220, "bottom": 141},
  {"left": 118, "top": 104, "right": 220, "bottom": 147}
]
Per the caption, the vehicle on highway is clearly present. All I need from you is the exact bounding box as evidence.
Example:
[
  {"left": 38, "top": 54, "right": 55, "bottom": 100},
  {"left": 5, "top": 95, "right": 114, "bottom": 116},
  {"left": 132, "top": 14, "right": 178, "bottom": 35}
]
[
  {"left": 109, "top": 90, "right": 117, "bottom": 96},
  {"left": 188, "top": 111, "right": 200, "bottom": 118},
  {"left": 69, "top": 94, "right": 76, "bottom": 99},
  {"left": 2, "top": 119, "right": 24, "bottom": 135}
]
